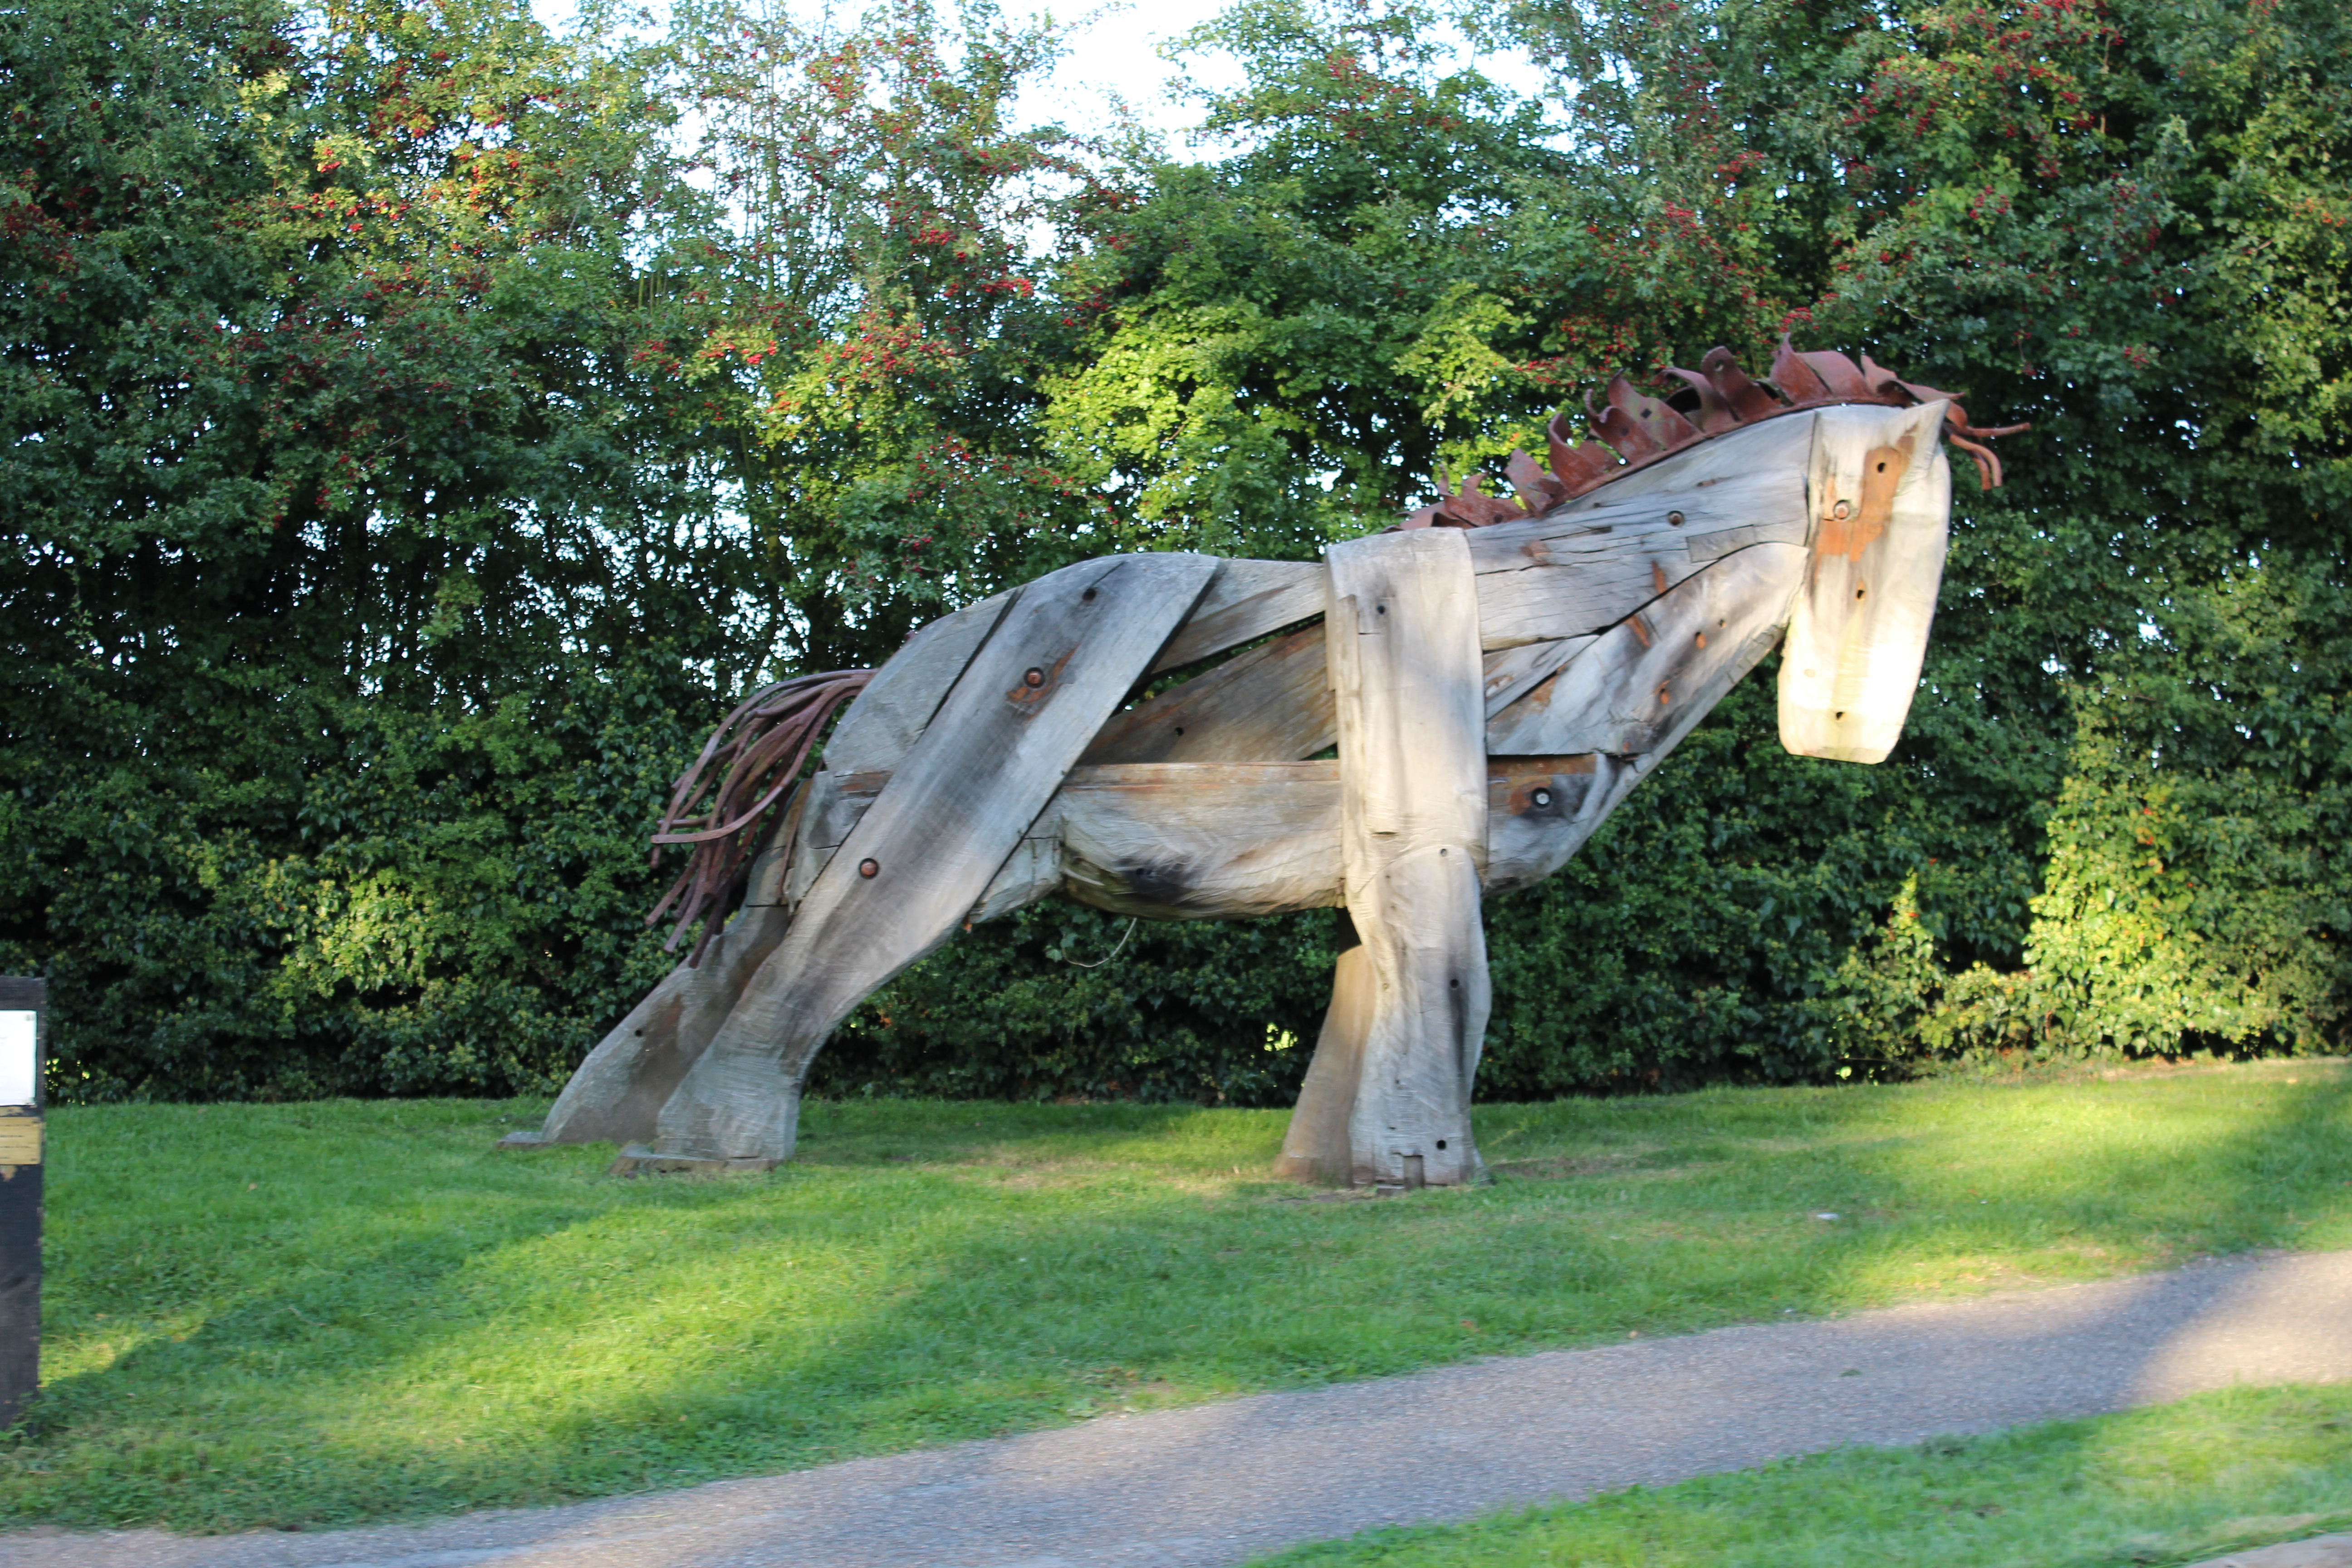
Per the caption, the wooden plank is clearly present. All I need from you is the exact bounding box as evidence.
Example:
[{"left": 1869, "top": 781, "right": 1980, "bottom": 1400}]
[
  {"left": 1323, "top": 529, "right": 1490, "bottom": 1188},
  {"left": 1080, "top": 624, "right": 1333, "bottom": 765},
  {"left": 1483, "top": 753, "right": 1629, "bottom": 894},
  {"left": 1468, "top": 465, "right": 1808, "bottom": 650},
  {"left": 1780, "top": 402, "right": 1952, "bottom": 764},
  {"left": 821, "top": 588, "right": 1017, "bottom": 774},
  {"left": 1149, "top": 558, "right": 1325, "bottom": 674},
  {"left": 779, "top": 761, "right": 1344, "bottom": 926},
  {"left": 970, "top": 830, "right": 1063, "bottom": 925},
  {"left": 1480, "top": 637, "right": 1594, "bottom": 718},
  {"left": 1058, "top": 761, "right": 1342, "bottom": 918},
  {"left": 1536, "top": 407, "right": 1820, "bottom": 514},
  {"left": 740, "top": 773, "right": 814, "bottom": 909},
  {"left": 1273, "top": 945, "right": 1373, "bottom": 1184},
  {"left": 650, "top": 551, "right": 1220, "bottom": 1163},
  {"left": 535, "top": 902, "right": 794, "bottom": 1146},
  {"left": 1484, "top": 542, "right": 1807, "bottom": 757},
  {"left": 780, "top": 769, "right": 890, "bottom": 907},
  {"left": 1485, "top": 551, "right": 1801, "bottom": 891}
]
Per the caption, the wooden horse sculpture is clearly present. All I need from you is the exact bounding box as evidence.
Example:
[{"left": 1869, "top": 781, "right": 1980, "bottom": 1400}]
[{"left": 515, "top": 340, "right": 2022, "bottom": 1183}]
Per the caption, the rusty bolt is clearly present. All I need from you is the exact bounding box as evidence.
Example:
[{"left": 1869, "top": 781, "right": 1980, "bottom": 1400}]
[
  {"left": 1666, "top": 510, "right": 1685, "bottom": 526},
  {"left": 1833, "top": 500, "right": 1853, "bottom": 520},
  {"left": 858, "top": 858, "right": 879, "bottom": 879},
  {"left": 1023, "top": 667, "right": 1045, "bottom": 688}
]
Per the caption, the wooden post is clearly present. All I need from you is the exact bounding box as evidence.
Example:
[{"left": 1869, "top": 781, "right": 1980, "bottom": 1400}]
[
  {"left": 0, "top": 979, "right": 43, "bottom": 1425},
  {"left": 1315, "top": 529, "right": 1491, "bottom": 1187}
]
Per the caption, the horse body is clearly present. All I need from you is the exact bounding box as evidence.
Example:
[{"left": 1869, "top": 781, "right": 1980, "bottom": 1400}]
[{"left": 527, "top": 354, "right": 1992, "bottom": 1182}]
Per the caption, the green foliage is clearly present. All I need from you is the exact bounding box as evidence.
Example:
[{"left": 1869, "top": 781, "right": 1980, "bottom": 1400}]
[
  {"left": 1, "top": 0, "right": 755, "bottom": 1097},
  {"left": 7, "top": 0, "right": 2350, "bottom": 1100},
  {"left": 820, "top": 903, "right": 1342, "bottom": 1105}
]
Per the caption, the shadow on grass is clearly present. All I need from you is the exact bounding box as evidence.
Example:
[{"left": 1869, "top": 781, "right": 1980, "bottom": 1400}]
[{"left": 10, "top": 1064, "right": 2352, "bottom": 1535}]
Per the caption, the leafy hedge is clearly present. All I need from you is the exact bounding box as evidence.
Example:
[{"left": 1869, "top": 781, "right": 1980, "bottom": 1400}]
[{"left": 7, "top": 0, "right": 2348, "bottom": 1104}]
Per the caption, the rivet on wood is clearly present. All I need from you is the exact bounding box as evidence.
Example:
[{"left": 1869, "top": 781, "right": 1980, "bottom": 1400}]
[
  {"left": 1667, "top": 510, "right": 1685, "bottom": 526},
  {"left": 1657, "top": 685, "right": 1672, "bottom": 705},
  {"left": 1833, "top": 500, "right": 1853, "bottom": 520},
  {"left": 1695, "top": 631, "right": 1707, "bottom": 649},
  {"left": 1532, "top": 787, "right": 1553, "bottom": 808},
  {"left": 858, "top": 858, "right": 879, "bottom": 878},
  {"left": 1023, "top": 667, "right": 1045, "bottom": 688}
]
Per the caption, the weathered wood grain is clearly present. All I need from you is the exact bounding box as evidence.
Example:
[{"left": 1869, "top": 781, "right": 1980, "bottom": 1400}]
[
  {"left": 1485, "top": 551, "right": 1802, "bottom": 890},
  {"left": 740, "top": 774, "right": 813, "bottom": 909},
  {"left": 1149, "top": 559, "right": 1325, "bottom": 674},
  {"left": 1273, "top": 945, "right": 1373, "bottom": 1185},
  {"left": 1081, "top": 625, "right": 1334, "bottom": 765},
  {"left": 781, "top": 769, "right": 890, "bottom": 908},
  {"left": 821, "top": 588, "right": 1017, "bottom": 775},
  {"left": 1323, "top": 529, "right": 1490, "bottom": 1188},
  {"left": 774, "top": 761, "right": 1346, "bottom": 927},
  {"left": 1780, "top": 401, "right": 1951, "bottom": 764},
  {"left": 1537, "top": 408, "right": 1820, "bottom": 514},
  {"left": 1484, "top": 542, "right": 1806, "bottom": 757},
  {"left": 1058, "top": 761, "right": 1342, "bottom": 918},
  {"left": 536, "top": 902, "right": 794, "bottom": 1146},
  {"left": 1480, "top": 637, "right": 1595, "bottom": 718},
  {"left": 968, "top": 831, "right": 1063, "bottom": 925},
  {"left": 649, "top": 552, "right": 1220, "bottom": 1163},
  {"left": 1469, "top": 465, "right": 1808, "bottom": 649}
]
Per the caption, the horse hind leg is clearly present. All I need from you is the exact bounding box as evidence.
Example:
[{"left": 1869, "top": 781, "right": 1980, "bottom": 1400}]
[
  {"left": 642, "top": 551, "right": 1220, "bottom": 1166},
  {"left": 524, "top": 902, "right": 794, "bottom": 1149}
]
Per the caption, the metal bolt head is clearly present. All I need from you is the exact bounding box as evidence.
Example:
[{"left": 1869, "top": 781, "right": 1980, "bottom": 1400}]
[
  {"left": 1666, "top": 510, "right": 1685, "bottom": 526},
  {"left": 1532, "top": 787, "right": 1553, "bottom": 808},
  {"left": 1023, "top": 667, "right": 1045, "bottom": 688},
  {"left": 858, "top": 858, "right": 879, "bottom": 879},
  {"left": 1833, "top": 500, "right": 1853, "bottom": 520}
]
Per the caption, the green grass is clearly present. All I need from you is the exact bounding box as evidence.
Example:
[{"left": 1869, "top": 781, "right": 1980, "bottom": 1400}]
[
  {"left": 1246, "top": 1382, "right": 2352, "bottom": 1568},
  {"left": 9, "top": 1059, "right": 2352, "bottom": 1533}
]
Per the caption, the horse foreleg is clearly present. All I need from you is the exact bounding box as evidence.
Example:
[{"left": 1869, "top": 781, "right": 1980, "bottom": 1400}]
[{"left": 1307, "top": 528, "right": 1492, "bottom": 1188}]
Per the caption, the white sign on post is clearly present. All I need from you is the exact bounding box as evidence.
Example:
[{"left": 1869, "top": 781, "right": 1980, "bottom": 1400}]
[{"left": 0, "top": 1011, "right": 35, "bottom": 1108}]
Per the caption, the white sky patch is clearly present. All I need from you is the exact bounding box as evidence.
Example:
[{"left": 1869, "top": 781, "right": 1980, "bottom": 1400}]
[{"left": 531, "top": 0, "right": 1557, "bottom": 155}]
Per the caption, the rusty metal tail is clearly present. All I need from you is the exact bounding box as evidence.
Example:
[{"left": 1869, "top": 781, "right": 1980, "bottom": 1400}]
[{"left": 646, "top": 668, "right": 874, "bottom": 965}]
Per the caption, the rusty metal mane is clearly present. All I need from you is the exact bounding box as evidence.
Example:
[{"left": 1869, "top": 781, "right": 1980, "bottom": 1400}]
[
  {"left": 647, "top": 668, "right": 874, "bottom": 965},
  {"left": 1405, "top": 336, "right": 2030, "bottom": 529}
]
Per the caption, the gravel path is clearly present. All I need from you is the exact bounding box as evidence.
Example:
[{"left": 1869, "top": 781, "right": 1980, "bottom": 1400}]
[{"left": 9, "top": 1249, "right": 2352, "bottom": 1568}]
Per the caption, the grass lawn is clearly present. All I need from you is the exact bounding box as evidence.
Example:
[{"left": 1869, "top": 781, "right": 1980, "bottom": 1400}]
[
  {"left": 6, "top": 1058, "right": 2351, "bottom": 1533},
  {"left": 1247, "top": 1382, "right": 2352, "bottom": 1568}
]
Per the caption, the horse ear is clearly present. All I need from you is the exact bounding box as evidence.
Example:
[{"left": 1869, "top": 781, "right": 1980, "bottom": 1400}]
[{"left": 1779, "top": 402, "right": 1952, "bottom": 764}]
